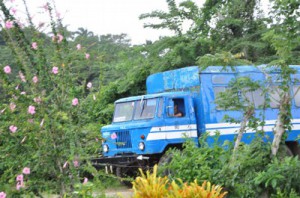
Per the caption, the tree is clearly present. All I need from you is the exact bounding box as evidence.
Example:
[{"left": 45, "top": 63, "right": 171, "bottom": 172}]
[
  {"left": 0, "top": 1, "right": 101, "bottom": 196},
  {"left": 262, "top": 0, "right": 300, "bottom": 156}
]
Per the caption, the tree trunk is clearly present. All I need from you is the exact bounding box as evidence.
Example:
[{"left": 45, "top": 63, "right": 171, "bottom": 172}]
[
  {"left": 271, "top": 92, "right": 290, "bottom": 156},
  {"left": 271, "top": 113, "right": 285, "bottom": 156},
  {"left": 233, "top": 107, "right": 254, "bottom": 152}
]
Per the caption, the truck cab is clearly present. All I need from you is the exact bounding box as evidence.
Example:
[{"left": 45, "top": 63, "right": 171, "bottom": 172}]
[{"left": 99, "top": 92, "right": 198, "bottom": 169}]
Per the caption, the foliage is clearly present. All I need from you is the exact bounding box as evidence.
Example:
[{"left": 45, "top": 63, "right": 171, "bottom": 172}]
[
  {"left": 255, "top": 157, "right": 300, "bottom": 196},
  {"left": 169, "top": 180, "right": 227, "bottom": 198},
  {"left": 197, "top": 52, "right": 251, "bottom": 70},
  {"left": 132, "top": 164, "right": 227, "bottom": 198},
  {"left": 73, "top": 182, "right": 96, "bottom": 198},
  {"left": 161, "top": 134, "right": 300, "bottom": 197},
  {"left": 132, "top": 165, "right": 169, "bottom": 197},
  {"left": 219, "top": 138, "right": 272, "bottom": 198},
  {"left": 159, "top": 135, "right": 231, "bottom": 183}
]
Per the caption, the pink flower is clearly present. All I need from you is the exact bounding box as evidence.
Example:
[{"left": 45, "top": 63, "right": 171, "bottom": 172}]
[
  {"left": 28, "top": 105, "right": 36, "bottom": 115},
  {"left": 56, "top": 12, "right": 61, "bottom": 19},
  {"left": 63, "top": 161, "right": 68, "bottom": 169},
  {"left": 83, "top": 177, "right": 88, "bottom": 184},
  {"left": 32, "top": 76, "right": 38, "bottom": 83},
  {"left": 9, "top": 125, "right": 17, "bottom": 133},
  {"left": 16, "top": 174, "right": 23, "bottom": 181},
  {"left": 76, "top": 44, "right": 81, "bottom": 50},
  {"left": 0, "top": 192, "right": 6, "bottom": 198},
  {"left": 23, "top": 167, "right": 30, "bottom": 175},
  {"left": 42, "top": 3, "right": 49, "bottom": 11},
  {"left": 3, "top": 65, "right": 11, "bottom": 74},
  {"left": 16, "top": 21, "right": 24, "bottom": 28},
  {"left": 31, "top": 42, "right": 38, "bottom": 50},
  {"left": 19, "top": 71, "right": 26, "bottom": 82},
  {"left": 11, "top": 8, "right": 17, "bottom": 14},
  {"left": 52, "top": 66, "right": 58, "bottom": 74},
  {"left": 5, "top": 21, "right": 13, "bottom": 29},
  {"left": 111, "top": 133, "right": 117, "bottom": 140},
  {"left": 73, "top": 160, "right": 79, "bottom": 167},
  {"left": 72, "top": 98, "right": 79, "bottom": 106},
  {"left": 57, "top": 34, "right": 63, "bottom": 43},
  {"left": 85, "top": 53, "right": 90, "bottom": 59},
  {"left": 10, "top": 103, "right": 16, "bottom": 111},
  {"left": 87, "top": 82, "right": 92, "bottom": 89},
  {"left": 20, "top": 92, "right": 26, "bottom": 95},
  {"left": 34, "top": 97, "right": 41, "bottom": 104},
  {"left": 16, "top": 181, "right": 24, "bottom": 190}
]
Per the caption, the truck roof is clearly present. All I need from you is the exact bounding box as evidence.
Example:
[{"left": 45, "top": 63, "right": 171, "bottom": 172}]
[
  {"left": 115, "top": 91, "right": 190, "bottom": 103},
  {"left": 200, "top": 65, "right": 261, "bottom": 73},
  {"left": 146, "top": 65, "right": 300, "bottom": 94},
  {"left": 201, "top": 65, "right": 300, "bottom": 73}
]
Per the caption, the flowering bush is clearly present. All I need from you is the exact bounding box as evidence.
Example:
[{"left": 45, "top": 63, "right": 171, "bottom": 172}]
[{"left": 0, "top": 1, "right": 101, "bottom": 196}]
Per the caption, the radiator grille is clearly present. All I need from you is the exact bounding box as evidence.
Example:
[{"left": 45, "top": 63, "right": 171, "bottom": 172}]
[{"left": 115, "top": 131, "right": 132, "bottom": 149}]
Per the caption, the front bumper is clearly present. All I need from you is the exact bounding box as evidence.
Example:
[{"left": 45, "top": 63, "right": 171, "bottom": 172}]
[{"left": 91, "top": 154, "right": 151, "bottom": 168}]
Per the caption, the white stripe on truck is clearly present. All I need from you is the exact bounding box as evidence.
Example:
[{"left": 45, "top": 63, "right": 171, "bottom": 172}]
[{"left": 146, "top": 130, "right": 198, "bottom": 141}]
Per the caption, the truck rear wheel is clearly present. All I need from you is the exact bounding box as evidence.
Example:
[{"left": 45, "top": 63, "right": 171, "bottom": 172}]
[{"left": 277, "top": 145, "right": 293, "bottom": 160}]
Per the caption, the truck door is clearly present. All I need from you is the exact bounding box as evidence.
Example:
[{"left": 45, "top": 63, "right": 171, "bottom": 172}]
[{"left": 165, "top": 97, "right": 196, "bottom": 141}]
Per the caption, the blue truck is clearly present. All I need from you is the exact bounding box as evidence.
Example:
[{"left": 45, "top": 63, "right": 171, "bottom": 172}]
[{"left": 93, "top": 65, "right": 300, "bottom": 176}]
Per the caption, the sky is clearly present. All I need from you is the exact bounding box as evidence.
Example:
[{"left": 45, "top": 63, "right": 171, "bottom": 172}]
[
  {"left": 15, "top": 0, "right": 179, "bottom": 45},
  {"left": 55, "top": 0, "right": 175, "bottom": 44}
]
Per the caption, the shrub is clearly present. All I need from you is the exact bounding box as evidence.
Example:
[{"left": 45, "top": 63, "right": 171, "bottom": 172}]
[
  {"left": 132, "top": 165, "right": 227, "bottom": 198},
  {"left": 255, "top": 156, "right": 300, "bottom": 197},
  {"left": 159, "top": 134, "right": 231, "bottom": 183},
  {"left": 0, "top": 1, "right": 104, "bottom": 196}
]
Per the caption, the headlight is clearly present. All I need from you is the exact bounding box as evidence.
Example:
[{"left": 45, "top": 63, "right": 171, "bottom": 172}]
[
  {"left": 103, "top": 144, "right": 109, "bottom": 153},
  {"left": 138, "top": 142, "right": 145, "bottom": 151}
]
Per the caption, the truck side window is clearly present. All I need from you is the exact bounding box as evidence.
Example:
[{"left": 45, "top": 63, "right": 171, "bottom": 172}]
[
  {"left": 269, "top": 86, "right": 281, "bottom": 108},
  {"left": 243, "top": 89, "right": 265, "bottom": 108},
  {"left": 157, "top": 98, "right": 164, "bottom": 117},
  {"left": 294, "top": 86, "right": 300, "bottom": 107},
  {"left": 172, "top": 98, "right": 185, "bottom": 117},
  {"left": 213, "top": 86, "right": 226, "bottom": 110}
]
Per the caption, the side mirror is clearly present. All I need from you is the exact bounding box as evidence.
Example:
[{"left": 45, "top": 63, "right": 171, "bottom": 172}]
[{"left": 167, "top": 100, "right": 174, "bottom": 116}]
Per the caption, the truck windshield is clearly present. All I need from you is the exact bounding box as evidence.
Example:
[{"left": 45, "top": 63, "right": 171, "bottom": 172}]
[
  {"left": 134, "top": 98, "right": 157, "bottom": 120},
  {"left": 113, "top": 102, "right": 135, "bottom": 122}
]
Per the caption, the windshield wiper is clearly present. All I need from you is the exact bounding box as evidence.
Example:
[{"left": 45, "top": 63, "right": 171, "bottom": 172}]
[{"left": 140, "top": 96, "right": 145, "bottom": 116}]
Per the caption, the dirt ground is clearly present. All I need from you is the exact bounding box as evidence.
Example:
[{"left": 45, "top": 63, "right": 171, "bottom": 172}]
[{"left": 105, "top": 187, "right": 133, "bottom": 198}]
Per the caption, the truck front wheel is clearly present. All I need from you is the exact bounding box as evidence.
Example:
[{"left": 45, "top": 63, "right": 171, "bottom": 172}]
[
  {"left": 158, "top": 152, "right": 173, "bottom": 177},
  {"left": 116, "top": 166, "right": 133, "bottom": 187}
]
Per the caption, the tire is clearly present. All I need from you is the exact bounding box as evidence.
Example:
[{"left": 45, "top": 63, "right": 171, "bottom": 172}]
[{"left": 158, "top": 152, "right": 173, "bottom": 177}]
